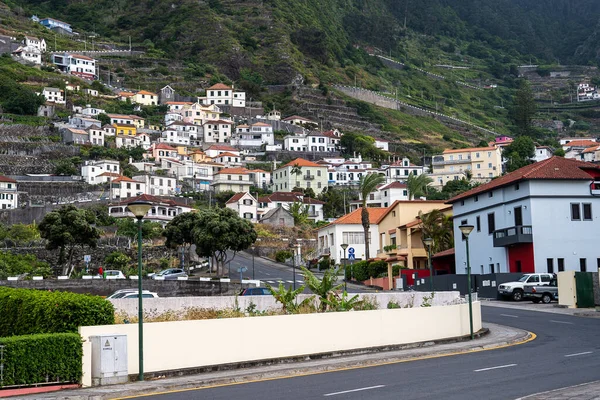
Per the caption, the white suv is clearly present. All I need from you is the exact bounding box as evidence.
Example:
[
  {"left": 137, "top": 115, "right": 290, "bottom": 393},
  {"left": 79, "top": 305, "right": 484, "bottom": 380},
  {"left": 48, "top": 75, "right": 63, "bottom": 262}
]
[{"left": 498, "top": 273, "right": 554, "bottom": 301}]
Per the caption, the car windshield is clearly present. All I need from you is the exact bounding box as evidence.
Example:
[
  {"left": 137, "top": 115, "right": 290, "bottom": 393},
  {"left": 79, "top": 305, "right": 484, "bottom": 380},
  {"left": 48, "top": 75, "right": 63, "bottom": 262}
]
[{"left": 518, "top": 275, "right": 530, "bottom": 282}]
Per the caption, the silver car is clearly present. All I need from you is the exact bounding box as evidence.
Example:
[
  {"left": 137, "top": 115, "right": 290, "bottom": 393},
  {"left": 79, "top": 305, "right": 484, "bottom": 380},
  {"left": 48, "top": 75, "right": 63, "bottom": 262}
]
[{"left": 151, "top": 268, "right": 187, "bottom": 280}]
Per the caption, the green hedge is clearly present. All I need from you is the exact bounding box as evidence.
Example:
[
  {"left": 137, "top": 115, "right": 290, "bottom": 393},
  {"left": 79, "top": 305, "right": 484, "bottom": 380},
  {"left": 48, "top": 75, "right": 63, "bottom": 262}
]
[
  {"left": 0, "top": 287, "right": 114, "bottom": 336},
  {"left": 0, "top": 333, "right": 82, "bottom": 387}
]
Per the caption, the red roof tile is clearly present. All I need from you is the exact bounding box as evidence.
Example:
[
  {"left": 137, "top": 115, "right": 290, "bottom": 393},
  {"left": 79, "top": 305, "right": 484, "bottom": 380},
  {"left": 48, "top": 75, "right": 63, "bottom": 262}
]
[
  {"left": 0, "top": 175, "right": 16, "bottom": 183},
  {"left": 329, "top": 208, "right": 388, "bottom": 225},
  {"left": 154, "top": 143, "right": 177, "bottom": 150},
  {"left": 432, "top": 248, "right": 455, "bottom": 258},
  {"left": 226, "top": 192, "right": 246, "bottom": 204},
  {"left": 443, "top": 146, "right": 496, "bottom": 154},
  {"left": 448, "top": 157, "right": 600, "bottom": 203},
  {"left": 207, "top": 145, "right": 238, "bottom": 152},
  {"left": 563, "top": 140, "right": 598, "bottom": 148},
  {"left": 216, "top": 167, "right": 250, "bottom": 175},
  {"left": 283, "top": 158, "right": 322, "bottom": 168},
  {"left": 207, "top": 83, "right": 233, "bottom": 90}
]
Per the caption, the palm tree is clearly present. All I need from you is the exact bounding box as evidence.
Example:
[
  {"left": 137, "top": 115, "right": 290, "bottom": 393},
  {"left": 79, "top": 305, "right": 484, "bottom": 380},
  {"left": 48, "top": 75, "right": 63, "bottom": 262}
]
[
  {"left": 358, "top": 173, "right": 386, "bottom": 260},
  {"left": 418, "top": 209, "right": 454, "bottom": 253},
  {"left": 291, "top": 163, "right": 302, "bottom": 186},
  {"left": 406, "top": 172, "right": 433, "bottom": 200}
]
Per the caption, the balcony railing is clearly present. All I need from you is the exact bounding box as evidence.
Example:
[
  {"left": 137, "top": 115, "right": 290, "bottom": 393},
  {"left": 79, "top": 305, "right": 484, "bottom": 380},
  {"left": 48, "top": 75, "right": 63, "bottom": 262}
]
[
  {"left": 304, "top": 174, "right": 315, "bottom": 180},
  {"left": 432, "top": 158, "right": 472, "bottom": 166},
  {"left": 493, "top": 225, "right": 533, "bottom": 247}
]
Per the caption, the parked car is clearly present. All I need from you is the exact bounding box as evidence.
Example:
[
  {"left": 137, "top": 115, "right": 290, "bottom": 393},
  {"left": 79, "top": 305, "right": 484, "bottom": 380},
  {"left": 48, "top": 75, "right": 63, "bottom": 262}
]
[
  {"left": 107, "top": 289, "right": 159, "bottom": 299},
  {"left": 524, "top": 277, "right": 558, "bottom": 304},
  {"left": 240, "top": 287, "right": 272, "bottom": 296},
  {"left": 151, "top": 268, "right": 187, "bottom": 280},
  {"left": 498, "top": 273, "right": 554, "bottom": 301},
  {"left": 103, "top": 270, "right": 126, "bottom": 279}
]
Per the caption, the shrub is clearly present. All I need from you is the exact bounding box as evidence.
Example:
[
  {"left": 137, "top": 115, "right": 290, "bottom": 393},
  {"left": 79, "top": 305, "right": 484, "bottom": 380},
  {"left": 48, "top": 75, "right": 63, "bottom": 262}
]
[
  {"left": 367, "top": 260, "right": 388, "bottom": 278},
  {"left": 275, "top": 250, "right": 293, "bottom": 263},
  {"left": 0, "top": 333, "right": 82, "bottom": 387},
  {"left": 0, "top": 287, "right": 114, "bottom": 336},
  {"left": 352, "top": 260, "right": 369, "bottom": 282},
  {"left": 318, "top": 257, "right": 331, "bottom": 271}
]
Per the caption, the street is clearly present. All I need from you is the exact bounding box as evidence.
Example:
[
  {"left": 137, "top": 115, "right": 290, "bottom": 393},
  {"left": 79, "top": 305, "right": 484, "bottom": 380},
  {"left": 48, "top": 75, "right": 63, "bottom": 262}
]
[{"left": 128, "top": 305, "right": 600, "bottom": 400}]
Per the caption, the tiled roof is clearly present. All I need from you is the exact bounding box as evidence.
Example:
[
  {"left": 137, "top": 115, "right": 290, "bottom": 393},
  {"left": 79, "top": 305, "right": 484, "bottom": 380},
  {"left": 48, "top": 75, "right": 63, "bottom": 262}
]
[
  {"left": 376, "top": 200, "right": 449, "bottom": 222},
  {"left": 226, "top": 192, "right": 246, "bottom": 204},
  {"left": 71, "top": 54, "right": 94, "bottom": 61},
  {"left": 118, "top": 92, "right": 134, "bottom": 98},
  {"left": 236, "top": 124, "right": 250, "bottom": 128},
  {"left": 111, "top": 175, "right": 135, "bottom": 183},
  {"left": 582, "top": 146, "right": 600, "bottom": 154},
  {"left": 207, "top": 83, "right": 233, "bottom": 90},
  {"left": 0, "top": 175, "right": 16, "bottom": 183},
  {"left": 432, "top": 248, "right": 455, "bottom": 258},
  {"left": 107, "top": 113, "right": 133, "bottom": 119},
  {"left": 216, "top": 152, "right": 239, "bottom": 157},
  {"left": 443, "top": 146, "right": 496, "bottom": 154},
  {"left": 282, "top": 115, "right": 314, "bottom": 122},
  {"left": 564, "top": 140, "right": 598, "bottom": 148},
  {"left": 111, "top": 194, "right": 190, "bottom": 208},
  {"left": 261, "top": 192, "right": 302, "bottom": 203},
  {"left": 381, "top": 181, "right": 407, "bottom": 189},
  {"left": 205, "top": 120, "right": 233, "bottom": 124},
  {"left": 166, "top": 101, "right": 193, "bottom": 105},
  {"left": 154, "top": 143, "right": 177, "bottom": 150},
  {"left": 283, "top": 158, "right": 322, "bottom": 168},
  {"left": 448, "top": 157, "right": 600, "bottom": 203},
  {"left": 207, "top": 144, "right": 238, "bottom": 151},
  {"left": 252, "top": 122, "right": 271, "bottom": 127},
  {"left": 216, "top": 167, "right": 250, "bottom": 175},
  {"left": 302, "top": 197, "right": 326, "bottom": 205},
  {"left": 136, "top": 90, "right": 157, "bottom": 96},
  {"left": 97, "top": 172, "right": 121, "bottom": 178},
  {"left": 328, "top": 207, "right": 388, "bottom": 225}
]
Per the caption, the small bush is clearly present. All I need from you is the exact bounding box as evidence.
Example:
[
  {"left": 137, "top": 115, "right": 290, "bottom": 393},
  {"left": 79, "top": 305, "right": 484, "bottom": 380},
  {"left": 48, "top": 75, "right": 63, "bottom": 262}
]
[
  {"left": 318, "top": 257, "right": 331, "bottom": 271},
  {"left": 0, "top": 287, "right": 114, "bottom": 336},
  {"left": 275, "top": 250, "right": 293, "bottom": 263},
  {"left": 367, "top": 260, "right": 388, "bottom": 278},
  {"left": 352, "top": 260, "right": 369, "bottom": 281},
  {"left": 0, "top": 333, "right": 82, "bottom": 387}
]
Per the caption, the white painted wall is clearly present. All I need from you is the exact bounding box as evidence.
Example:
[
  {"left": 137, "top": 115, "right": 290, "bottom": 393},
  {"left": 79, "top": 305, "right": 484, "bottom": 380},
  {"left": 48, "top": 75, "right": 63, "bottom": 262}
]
[{"left": 80, "top": 301, "right": 481, "bottom": 387}]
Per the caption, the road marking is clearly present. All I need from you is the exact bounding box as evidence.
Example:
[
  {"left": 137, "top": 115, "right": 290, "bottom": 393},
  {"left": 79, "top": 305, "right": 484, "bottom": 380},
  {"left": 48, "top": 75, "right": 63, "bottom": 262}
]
[
  {"left": 565, "top": 351, "right": 593, "bottom": 357},
  {"left": 324, "top": 385, "right": 385, "bottom": 397},
  {"left": 266, "top": 280, "right": 275, "bottom": 283},
  {"left": 500, "top": 314, "right": 519, "bottom": 318},
  {"left": 474, "top": 363, "right": 517, "bottom": 372},
  {"left": 263, "top": 272, "right": 271, "bottom": 276},
  {"left": 550, "top": 320, "right": 574, "bottom": 325},
  {"left": 114, "top": 333, "right": 537, "bottom": 399},
  {"left": 286, "top": 280, "right": 294, "bottom": 283}
]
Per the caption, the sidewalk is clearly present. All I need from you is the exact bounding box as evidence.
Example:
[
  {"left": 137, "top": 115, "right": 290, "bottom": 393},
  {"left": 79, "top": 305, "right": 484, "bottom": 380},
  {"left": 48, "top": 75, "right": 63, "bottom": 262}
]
[
  {"left": 517, "top": 381, "right": 600, "bottom": 400},
  {"left": 14, "top": 323, "right": 529, "bottom": 400}
]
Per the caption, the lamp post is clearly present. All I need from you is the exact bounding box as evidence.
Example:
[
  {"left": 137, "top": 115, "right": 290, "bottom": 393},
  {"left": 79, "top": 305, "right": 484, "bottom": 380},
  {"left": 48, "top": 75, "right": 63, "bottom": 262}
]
[
  {"left": 340, "top": 243, "right": 348, "bottom": 291},
  {"left": 459, "top": 224, "right": 475, "bottom": 340},
  {"left": 251, "top": 245, "right": 256, "bottom": 280},
  {"left": 423, "top": 237, "right": 433, "bottom": 292},
  {"left": 126, "top": 200, "right": 152, "bottom": 381}
]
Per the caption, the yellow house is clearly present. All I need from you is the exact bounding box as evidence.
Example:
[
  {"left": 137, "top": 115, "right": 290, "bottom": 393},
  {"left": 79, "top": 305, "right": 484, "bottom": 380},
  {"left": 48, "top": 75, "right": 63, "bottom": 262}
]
[
  {"left": 113, "top": 123, "right": 136, "bottom": 136},
  {"left": 189, "top": 150, "right": 213, "bottom": 163},
  {"left": 376, "top": 200, "right": 448, "bottom": 288},
  {"left": 430, "top": 145, "right": 503, "bottom": 189},
  {"left": 133, "top": 90, "right": 158, "bottom": 106}
]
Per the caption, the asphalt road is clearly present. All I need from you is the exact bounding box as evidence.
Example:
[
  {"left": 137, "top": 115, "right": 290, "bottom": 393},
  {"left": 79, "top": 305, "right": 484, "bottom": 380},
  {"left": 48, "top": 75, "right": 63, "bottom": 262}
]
[{"left": 132, "top": 305, "right": 600, "bottom": 400}]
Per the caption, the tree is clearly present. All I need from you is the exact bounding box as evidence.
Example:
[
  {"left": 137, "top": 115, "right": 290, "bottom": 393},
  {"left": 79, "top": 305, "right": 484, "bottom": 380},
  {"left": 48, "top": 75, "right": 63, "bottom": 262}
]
[
  {"left": 163, "top": 212, "right": 201, "bottom": 269},
  {"left": 116, "top": 219, "right": 163, "bottom": 239},
  {"left": 301, "top": 266, "right": 344, "bottom": 312},
  {"left": 191, "top": 208, "right": 257, "bottom": 275},
  {"left": 358, "top": 173, "right": 386, "bottom": 260},
  {"left": 418, "top": 209, "right": 454, "bottom": 254},
  {"left": 290, "top": 163, "right": 303, "bottom": 185},
  {"left": 504, "top": 136, "right": 535, "bottom": 172},
  {"left": 318, "top": 187, "right": 357, "bottom": 218},
  {"left": 510, "top": 80, "right": 537, "bottom": 136},
  {"left": 407, "top": 173, "right": 433, "bottom": 200},
  {"left": 303, "top": 187, "right": 316, "bottom": 199},
  {"left": 266, "top": 282, "right": 313, "bottom": 314},
  {"left": 554, "top": 148, "right": 565, "bottom": 157},
  {"left": 38, "top": 205, "right": 101, "bottom": 276},
  {"left": 441, "top": 179, "right": 473, "bottom": 199},
  {"left": 286, "top": 201, "right": 309, "bottom": 225},
  {"left": 104, "top": 251, "right": 132, "bottom": 270}
]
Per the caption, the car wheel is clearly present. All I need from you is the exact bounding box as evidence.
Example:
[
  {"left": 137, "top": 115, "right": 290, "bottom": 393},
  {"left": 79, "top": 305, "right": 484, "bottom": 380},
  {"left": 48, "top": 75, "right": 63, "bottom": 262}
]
[
  {"left": 512, "top": 290, "right": 523, "bottom": 301},
  {"left": 541, "top": 294, "right": 552, "bottom": 304},
  {"left": 532, "top": 299, "right": 540, "bottom": 304}
]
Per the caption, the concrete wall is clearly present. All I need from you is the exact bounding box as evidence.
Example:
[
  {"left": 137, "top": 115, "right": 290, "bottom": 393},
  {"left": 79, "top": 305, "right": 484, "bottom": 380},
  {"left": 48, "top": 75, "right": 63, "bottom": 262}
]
[
  {"left": 79, "top": 301, "right": 481, "bottom": 387},
  {"left": 110, "top": 291, "right": 462, "bottom": 316}
]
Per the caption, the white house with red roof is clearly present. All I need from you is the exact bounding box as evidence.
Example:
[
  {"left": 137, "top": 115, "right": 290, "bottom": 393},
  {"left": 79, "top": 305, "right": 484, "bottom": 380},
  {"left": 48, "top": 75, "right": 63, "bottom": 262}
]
[
  {"left": 108, "top": 194, "right": 193, "bottom": 225},
  {"left": 448, "top": 157, "right": 600, "bottom": 275},
  {"left": 225, "top": 192, "right": 258, "bottom": 221},
  {"left": 160, "top": 128, "right": 191, "bottom": 146},
  {"left": 349, "top": 181, "right": 409, "bottom": 211},
  {"left": 205, "top": 145, "right": 240, "bottom": 158},
  {"left": 133, "top": 174, "right": 177, "bottom": 196},
  {"left": 562, "top": 139, "right": 599, "bottom": 160},
  {"left": 273, "top": 158, "right": 329, "bottom": 195},
  {"left": 282, "top": 115, "right": 317, "bottom": 128},
  {"left": 317, "top": 208, "right": 387, "bottom": 261},
  {"left": 581, "top": 145, "right": 600, "bottom": 163},
  {"left": 385, "top": 157, "right": 425, "bottom": 181},
  {"left": 258, "top": 192, "right": 325, "bottom": 222},
  {"left": 51, "top": 53, "right": 96, "bottom": 79},
  {"left": 109, "top": 175, "right": 147, "bottom": 200},
  {"left": 231, "top": 122, "right": 274, "bottom": 147},
  {"left": 81, "top": 160, "right": 120, "bottom": 185},
  {"left": 0, "top": 175, "right": 18, "bottom": 209},
  {"left": 115, "top": 133, "right": 151, "bottom": 150},
  {"left": 211, "top": 167, "right": 253, "bottom": 193},
  {"left": 200, "top": 83, "right": 246, "bottom": 107},
  {"left": 214, "top": 152, "right": 243, "bottom": 167},
  {"left": 202, "top": 120, "right": 232, "bottom": 143},
  {"left": 248, "top": 169, "right": 271, "bottom": 190},
  {"left": 147, "top": 143, "right": 178, "bottom": 162}
]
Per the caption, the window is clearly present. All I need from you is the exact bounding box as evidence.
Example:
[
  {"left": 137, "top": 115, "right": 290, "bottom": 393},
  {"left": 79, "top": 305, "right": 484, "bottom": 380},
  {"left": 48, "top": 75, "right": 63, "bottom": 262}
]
[
  {"left": 461, "top": 219, "right": 468, "bottom": 240},
  {"left": 557, "top": 258, "right": 565, "bottom": 272},
  {"left": 528, "top": 275, "right": 540, "bottom": 283},
  {"left": 583, "top": 203, "right": 592, "bottom": 220},
  {"left": 342, "top": 232, "right": 365, "bottom": 244},
  {"left": 515, "top": 183, "right": 520, "bottom": 190},
  {"left": 475, "top": 152, "right": 480, "bottom": 158},
  {"left": 547, "top": 258, "right": 554, "bottom": 274},
  {"left": 475, "top": 195, "right": 478, "bottom": 202},
  {"left": 571, "top": 203, "right": 581, "bottom": 220},
  {"left": 476, "top": 164, "right": 481, "bottom": 169},
  {"left": 541, "top": 275, "right": 551, "bottom": 283},
  {"left": 476, "top": 216, "right": 481, "bottom": 232},
  {"left": 580, "top": 258, "right": 587, "bottom": 272},
  {"left": 487, "top": 213, "right": 495, "bottom": 234},
  {"left": 489, "top": 192, "right": 493, "bottom": 198}
]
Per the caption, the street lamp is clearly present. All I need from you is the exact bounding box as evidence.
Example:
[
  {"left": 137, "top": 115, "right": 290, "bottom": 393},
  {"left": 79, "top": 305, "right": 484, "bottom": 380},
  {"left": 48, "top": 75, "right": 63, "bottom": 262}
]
[
  {"left": 459, "top": 224, "right": 475, "bottom": 340},
  {"left": 423, "top": 237, "right": 434, "bottom": 292},
  {"left": 340, "top": 243, "right": 349, "bottom": 292},
  {"left": 126, "top": 199, "right": 152, "bottom": 381},
  {"left": 251, "top": 245, "right": 256, "bottom": 280}
]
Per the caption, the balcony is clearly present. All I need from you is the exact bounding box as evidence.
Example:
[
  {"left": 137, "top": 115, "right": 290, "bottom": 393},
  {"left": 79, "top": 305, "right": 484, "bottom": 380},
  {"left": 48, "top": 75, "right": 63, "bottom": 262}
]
[
  {"left": 493, "top": 225, "right": 533, "bottom": 247},
  {"left": 304, "top": 174, "right": 315, "bottom": 180},
  {"left": 432, "top": 157, "right": 472, "bottom": 166}
]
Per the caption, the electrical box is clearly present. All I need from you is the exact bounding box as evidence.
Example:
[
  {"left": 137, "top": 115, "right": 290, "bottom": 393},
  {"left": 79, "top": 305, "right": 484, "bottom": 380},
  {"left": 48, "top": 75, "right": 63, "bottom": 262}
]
[{"left": 90, "top": 334, "right": 128, "bottom": 386}]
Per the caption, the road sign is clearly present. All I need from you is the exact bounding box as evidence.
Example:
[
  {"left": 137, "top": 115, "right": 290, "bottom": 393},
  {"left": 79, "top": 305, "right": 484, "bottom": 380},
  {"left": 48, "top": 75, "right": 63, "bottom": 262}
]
[
  {"left": 348, "top": 247, "right": 355, "bottom": 255},
  {"left": 348, "top": 253, "right": 356, "bottom": 260},
  {"left": 83, "top": 255, "right": 91, "bottom": 262},
  {"left": 237, "top": 267, "right": 248, "bottom": 273}
]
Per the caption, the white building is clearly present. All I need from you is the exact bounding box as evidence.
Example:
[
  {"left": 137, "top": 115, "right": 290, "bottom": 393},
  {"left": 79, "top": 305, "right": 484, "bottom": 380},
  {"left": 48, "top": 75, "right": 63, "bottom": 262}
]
[
  {"left": 24, "top": 36, "right": 46, "bottom": 52},
  {"left": 248, "top": 169, "right": 271, "bottom": 190},
  {"left": 273, "top": 158, "right": 329, "bottom": 194},
  {"left": 231, "top": 122, "right": 274, "bottom": 147},
  {"left": 160, "top": 129, "right": 190, "bottom": 146},
  {"left": 14, "top": 45, "right": 41, "bottom": 65},
  {"left": 448, "top": 157, "right": 600, "bottom": 275},
  {"left": 83, "top": 89, "right": 98, "bottom": 97},
  {"left": 76, "top": 105, "right": 105, "bottom": 117},
  {"left": 258, "top": 192, "right": 325, "bottom": 222},
  {"left": 115, "top": 134, "right": 151, "bottom": 150},
  {"left": 226, "top": 192, "right": 258, "bottom": 222},
  {"left": 52, "top": 53, "right": 96, "bottom": 80},
  {"left": 205, "top": 144, "right": 240, "bottom": 158},
  {"left": 0, "top": 176, "right": 18, "bottom": 210},
  {"left": 317, "top": 207, "right": 387, "bottom": 262},
  {"left": 375, "top": 139, "right": 389, "bottom": 152},
  {"left": 201, "top": 83, "right": 246, "bottom": 107},
  {"left": 211, "top": 167, "right": 253, "bottom": 193},
  {"left": 282, "top": 115, "right": 317, "bottom": 128},
  {"left": 284, "top": 135, "right": 309, "bottom": 151},
  {"left": 349, "top": 181, "right": 409, "bottom": 211},
  {"left": 88, "top": 125, "right": 105, "bottom": 146},
  {"left": 385, "top": 158, "right": 425, "bottom": 181},
  {"left": 133, "top": 174, "right": 177, "bottom": 196},
  {"left": 81, "top": 160, "right": 120, "bottom": 185},
  {"left": 42, "top": 87, "right": 65, "bottom": 104},
  {"left": 203, "top": 120, "right": 232, "bottom": 143},
  {"left": 109, "top": 175, "right": 147, "bottom": 200},
  {"left": 214, "top": 152, "right": 243, "bottom": 167},
  {"left": 533, "top": 146, "right": 554, "bottom": 163},
  {"left": 108, "top": 194, "right": 193, "bottom": 225}
]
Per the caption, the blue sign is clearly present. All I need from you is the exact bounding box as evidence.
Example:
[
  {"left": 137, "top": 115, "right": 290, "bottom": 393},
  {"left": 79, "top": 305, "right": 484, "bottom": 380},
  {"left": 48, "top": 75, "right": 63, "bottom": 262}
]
[
  {"left": 348, "top": 253, "right": 356, "bottom": 260},
  {"left": 348, "top": 247, "right": 355, "bottom": 254}
]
